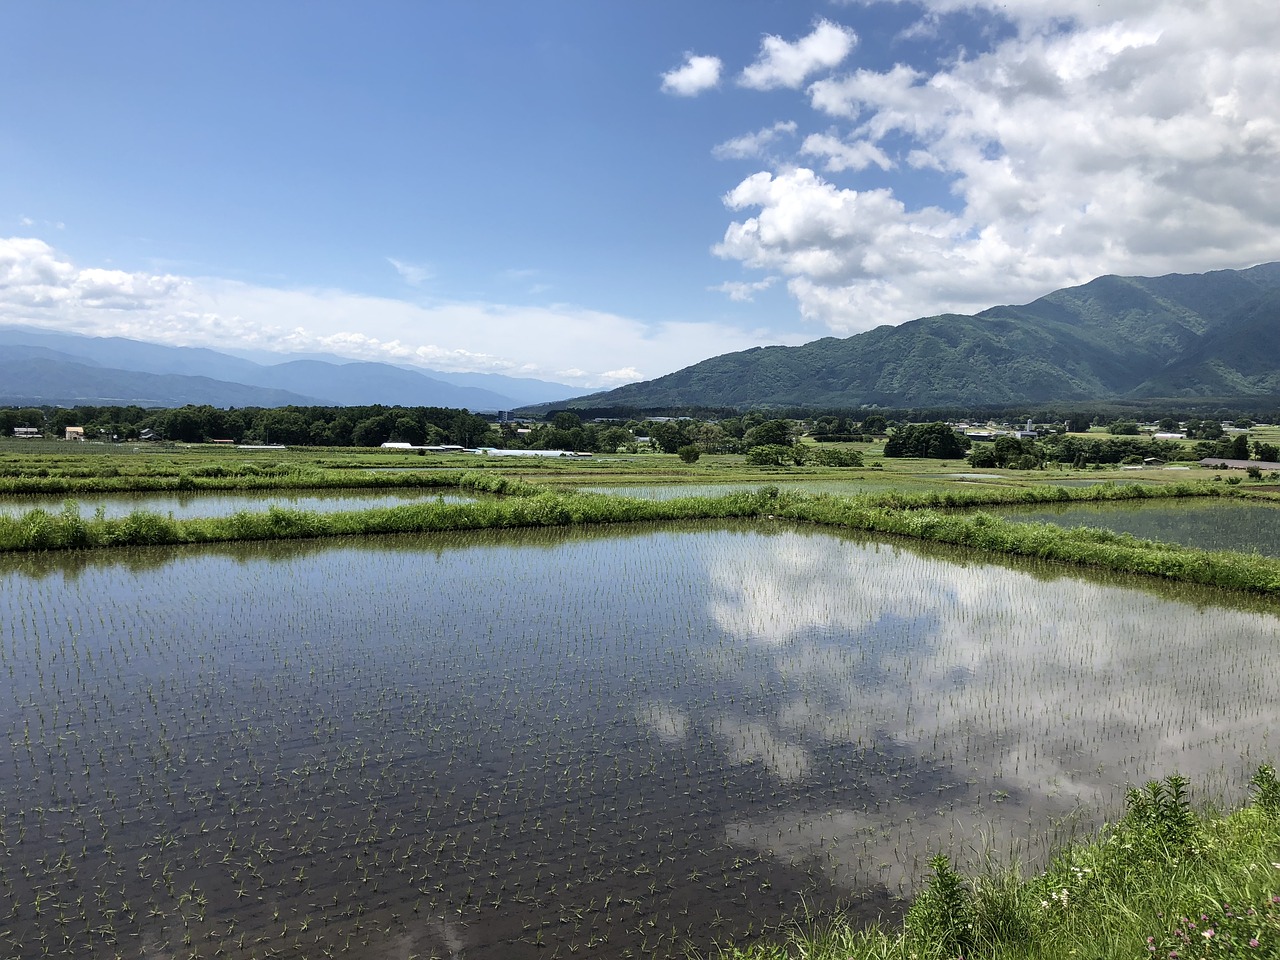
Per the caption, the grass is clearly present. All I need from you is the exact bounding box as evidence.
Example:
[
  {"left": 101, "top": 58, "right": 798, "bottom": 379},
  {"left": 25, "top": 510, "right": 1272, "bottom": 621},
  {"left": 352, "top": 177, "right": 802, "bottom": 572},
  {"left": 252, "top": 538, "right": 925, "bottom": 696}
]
[
  {"left": 714, "top": 770, "right": 1280, "bottom": 960},
  {"left": 6, "top": 477, "right": 1280, "bottom": 594}
]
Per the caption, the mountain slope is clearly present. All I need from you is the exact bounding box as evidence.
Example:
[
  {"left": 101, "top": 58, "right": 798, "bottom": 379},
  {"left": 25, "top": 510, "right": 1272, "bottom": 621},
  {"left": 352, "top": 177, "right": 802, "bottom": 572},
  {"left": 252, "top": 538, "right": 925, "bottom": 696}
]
[
  {"left": 0, "top": 326, "right": 586, "bottom": 408},
  {"left": 553, "top": 263, "right": 1280, "bottom": 410},
  {"left": 0, "top": 354, "right": 324, "bottom": 408}
]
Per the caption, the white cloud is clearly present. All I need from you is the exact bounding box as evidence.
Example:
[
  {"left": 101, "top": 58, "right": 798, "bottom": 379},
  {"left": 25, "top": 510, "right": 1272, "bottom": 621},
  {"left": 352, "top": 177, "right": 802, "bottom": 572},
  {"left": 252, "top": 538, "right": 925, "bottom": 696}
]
[
  {"left": 710, "top": 277, "right": 777, "bottom": 302},
  {"left": 387, "top": 257, "right": 432, "bottom": 287},
  {"left": 0, "top": 237, "right": 803, "bottom": 388},
  {"left": 800, "top": 132, "right": 893, "bottom": 172},
  {"left": 660, "top": 53, "right": 723, "bottom": 96},
  {"left": 739, "top": 19, "right": 858, "bottom": 91},
  {"left": 712, "top": 0, "right": 1280, "bottom": 332},
  {"left": 712, "top": 121, "right": 798, "bottom": 161}
]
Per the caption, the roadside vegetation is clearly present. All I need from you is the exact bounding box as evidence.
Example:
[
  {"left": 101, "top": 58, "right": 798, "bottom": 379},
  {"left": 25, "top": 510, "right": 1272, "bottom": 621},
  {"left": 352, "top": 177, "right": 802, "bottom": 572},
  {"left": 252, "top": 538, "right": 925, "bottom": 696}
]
[{"left": 715, "top": 768, "right": 1280, "bottom": 960}]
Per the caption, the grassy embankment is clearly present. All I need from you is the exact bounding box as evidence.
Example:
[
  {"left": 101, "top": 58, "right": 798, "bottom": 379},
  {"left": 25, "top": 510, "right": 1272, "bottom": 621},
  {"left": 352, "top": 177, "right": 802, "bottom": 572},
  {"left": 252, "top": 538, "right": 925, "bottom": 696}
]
[
  {"left": 713, "top": 769, "right": 1280, "bottom": 960},
  {"left": 3, "top": 476, "right": 1280, "bottom": 594}
]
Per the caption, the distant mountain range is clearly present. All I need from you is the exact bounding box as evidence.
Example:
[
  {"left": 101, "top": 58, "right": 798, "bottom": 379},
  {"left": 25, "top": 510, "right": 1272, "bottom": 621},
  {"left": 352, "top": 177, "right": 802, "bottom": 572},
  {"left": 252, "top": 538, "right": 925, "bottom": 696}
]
[
  {"left": 548, "top": 262, "right": 1280, "bottom": 411},
  {"left": 0, "top": 327, "right": 587, "bottom": 410}
]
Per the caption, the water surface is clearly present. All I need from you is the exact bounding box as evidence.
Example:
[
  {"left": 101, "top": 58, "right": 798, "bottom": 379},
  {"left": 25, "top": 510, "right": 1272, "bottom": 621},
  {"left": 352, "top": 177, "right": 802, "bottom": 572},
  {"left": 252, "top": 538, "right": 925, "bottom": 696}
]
[
  {"left": 1, "top": 524, "right": 1275, "bottom": 959},
  {"left": 991, "top": 497, "right": 1280, "bottom": 556},
  {"left": 0, "top": 487, "right": 473, "bottom": 520}
]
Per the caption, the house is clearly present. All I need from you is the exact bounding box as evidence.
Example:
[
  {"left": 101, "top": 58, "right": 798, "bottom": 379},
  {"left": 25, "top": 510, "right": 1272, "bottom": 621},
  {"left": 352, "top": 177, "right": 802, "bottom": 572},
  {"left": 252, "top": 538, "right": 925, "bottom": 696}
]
[
  {"left": 64, "top": 426, "right": 85, "bottom": 441},
  {"left": 13, "top": 427, "right": 42, "bottom": 439}
]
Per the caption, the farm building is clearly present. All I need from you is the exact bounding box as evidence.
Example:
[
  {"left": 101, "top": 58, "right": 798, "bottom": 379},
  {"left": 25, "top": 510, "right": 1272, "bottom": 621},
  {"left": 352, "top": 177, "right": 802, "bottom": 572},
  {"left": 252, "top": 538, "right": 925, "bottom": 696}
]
[{"left": 1199, "top": 457, "right": 1280, "bottom": 471}]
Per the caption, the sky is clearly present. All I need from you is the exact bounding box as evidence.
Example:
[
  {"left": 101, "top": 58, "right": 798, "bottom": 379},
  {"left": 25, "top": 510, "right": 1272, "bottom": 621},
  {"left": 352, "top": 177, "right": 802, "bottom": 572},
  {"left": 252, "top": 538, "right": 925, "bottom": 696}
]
[{"left": 2, "top": 0, "right": 1279, "bottom": 390}]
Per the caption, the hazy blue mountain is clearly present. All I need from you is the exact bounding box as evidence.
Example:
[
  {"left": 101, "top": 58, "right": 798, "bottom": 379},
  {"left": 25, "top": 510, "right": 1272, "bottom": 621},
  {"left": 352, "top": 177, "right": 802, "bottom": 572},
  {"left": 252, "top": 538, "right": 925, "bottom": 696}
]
[
  {"left": 0, "top": 326, "right": 587, "bottom": 408},
  {"left": 550, "top": 263, "right": 1280, "bottom": 410},
  {"left": 0, "top": 353, "right": 323, "bottom": 408}
]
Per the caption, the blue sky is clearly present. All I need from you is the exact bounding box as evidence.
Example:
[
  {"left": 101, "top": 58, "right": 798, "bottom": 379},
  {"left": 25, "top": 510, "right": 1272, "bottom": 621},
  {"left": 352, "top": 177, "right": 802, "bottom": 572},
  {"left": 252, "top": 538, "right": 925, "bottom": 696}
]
[{"left": 3, "top": 1, "right": 1278, "bottom": 389}]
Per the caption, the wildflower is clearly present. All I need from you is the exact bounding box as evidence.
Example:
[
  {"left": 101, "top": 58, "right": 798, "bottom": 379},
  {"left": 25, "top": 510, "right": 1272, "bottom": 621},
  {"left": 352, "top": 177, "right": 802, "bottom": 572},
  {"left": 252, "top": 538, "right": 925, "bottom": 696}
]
[
  {"left": 1250, "top": 939, "right": 1260, "bottom": 948},
  {"left": 1202, "top": 928, "right": 1215, "bottom": 938}
]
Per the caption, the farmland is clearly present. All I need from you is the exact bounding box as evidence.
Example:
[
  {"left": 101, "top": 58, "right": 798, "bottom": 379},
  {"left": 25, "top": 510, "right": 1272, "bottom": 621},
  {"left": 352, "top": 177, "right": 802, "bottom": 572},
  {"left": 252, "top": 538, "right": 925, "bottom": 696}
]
[{"left": 0, "top": 444, "right": 1277, "bottom": 958}]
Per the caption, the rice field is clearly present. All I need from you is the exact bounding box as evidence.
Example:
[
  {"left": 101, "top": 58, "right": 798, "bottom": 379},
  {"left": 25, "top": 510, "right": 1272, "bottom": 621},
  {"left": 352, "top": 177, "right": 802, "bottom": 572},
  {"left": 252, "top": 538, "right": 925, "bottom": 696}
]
[
  {"left": 0, "top": 489, "right": 476, "bottom": 522},
  {"left": 989, "top": 497, "right": 1280, "bottom": 557},
  {"left": 1, "top": 521, "right": 1276, "bottom": 959},
  {"left": 574, "top": 477, "right": 983, "bottom": 501}
]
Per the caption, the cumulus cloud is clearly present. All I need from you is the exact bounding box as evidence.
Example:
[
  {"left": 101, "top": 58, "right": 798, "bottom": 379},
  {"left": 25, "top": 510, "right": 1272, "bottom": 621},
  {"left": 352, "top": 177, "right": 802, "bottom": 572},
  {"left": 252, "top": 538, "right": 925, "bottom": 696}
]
[
  {"left": 800, "top": 132, "right": 892, "bottom": 172},
  {"left": 738, "top": 19, "right": 858, "bottom": 91},
  {"left": 661, "top": 53, "right": 723, "bottom": 96},
  {"left": 0, "top": 237, "right": 802, "bottom": 388},
  {"left": 711, "top": 0, "right": 1280, "bottom": 332}
]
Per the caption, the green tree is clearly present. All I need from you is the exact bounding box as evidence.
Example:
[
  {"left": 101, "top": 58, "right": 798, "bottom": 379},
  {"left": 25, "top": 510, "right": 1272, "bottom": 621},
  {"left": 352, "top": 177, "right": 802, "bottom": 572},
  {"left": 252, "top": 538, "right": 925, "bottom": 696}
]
[
  {"left": 745, "top": 443, "right": 796, "bottom": 466},
  {"left": 648, "top": 421, "right": 689, "bottom": 454},
  {"left": 390, "top": 416, "right": 424, "bottom": 445},
  {"left": 1254, "top": 441, "right": 1280, "bottom": 463},
  {"left": 743, "top": 419, "right": 793, "bottom": 449},
  {"left": 860, "top": 414, "right": 888, "bottom": 435},
  {"left": 676, "top": 445, "right": 701, "bottom": 464},
  {"left": 884, "top": 422, "right": 969, "bottom": 459}
]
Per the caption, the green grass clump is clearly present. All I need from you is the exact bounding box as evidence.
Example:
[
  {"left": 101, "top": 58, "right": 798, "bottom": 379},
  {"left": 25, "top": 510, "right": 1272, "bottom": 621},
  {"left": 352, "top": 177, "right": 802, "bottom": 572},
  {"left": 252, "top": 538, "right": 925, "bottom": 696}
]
[{"left": 716, "top": 770, "right": 1280, "bottom": 960}]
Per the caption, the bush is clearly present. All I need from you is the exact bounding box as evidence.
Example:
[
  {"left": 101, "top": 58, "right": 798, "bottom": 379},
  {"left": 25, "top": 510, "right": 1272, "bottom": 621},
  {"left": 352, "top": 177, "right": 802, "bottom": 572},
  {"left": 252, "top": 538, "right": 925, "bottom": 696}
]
[
  {"left": 676, "top": 445, "right": 701, "bottom": 464},
  {"left": 810, "top": 447, "right": 863, "bottom": 467}
]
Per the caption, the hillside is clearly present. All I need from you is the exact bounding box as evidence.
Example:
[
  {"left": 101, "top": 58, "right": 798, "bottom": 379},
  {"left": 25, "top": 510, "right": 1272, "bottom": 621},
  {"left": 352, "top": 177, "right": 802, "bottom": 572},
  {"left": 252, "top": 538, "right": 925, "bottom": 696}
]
[
  {"left": 549, "top": 263, "right": 1280, "bottom": 411},
  {"left": 0, "top": 327, "right": 586, "bottom": 409}
]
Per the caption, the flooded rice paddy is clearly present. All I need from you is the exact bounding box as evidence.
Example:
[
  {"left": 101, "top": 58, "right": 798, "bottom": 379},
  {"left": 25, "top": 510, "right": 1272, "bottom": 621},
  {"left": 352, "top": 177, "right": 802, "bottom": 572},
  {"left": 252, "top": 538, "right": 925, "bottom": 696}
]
[
  {"left": 577, "top": 477, "right": 963, "bottom": 500},
  {"left": 0, "top": 488, "right": 475, "bottom": 521},
  {"left": 991, "top": 497, "right": 1280, "bottom": 557},
  {"left": 1, "top": 522, "right": 1277, "bottom": 959}
]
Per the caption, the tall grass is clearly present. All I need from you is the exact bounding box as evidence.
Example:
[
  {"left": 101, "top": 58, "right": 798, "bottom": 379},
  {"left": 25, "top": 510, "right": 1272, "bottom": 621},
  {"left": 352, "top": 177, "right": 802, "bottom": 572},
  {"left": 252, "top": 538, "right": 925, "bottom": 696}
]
[{"left": 717, "top": 770, "right": 1280, "bottom": 960}]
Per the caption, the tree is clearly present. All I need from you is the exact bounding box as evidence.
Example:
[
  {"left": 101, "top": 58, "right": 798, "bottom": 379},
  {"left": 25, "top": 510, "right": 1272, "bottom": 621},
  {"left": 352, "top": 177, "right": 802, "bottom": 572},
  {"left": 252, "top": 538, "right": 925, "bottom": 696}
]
[
  {"left": 390, "top": 416, "right": 424, "bottom": 445},
  {"left": 676, "top": 445, "right": 701, "bottom": 464},
  {"left": 884, "top": 423, "right": 969, "bottom": 459},
  {"left": 648, "top": 421, "right": 688, "bottom": 454},
  {"left": 860, "top": 414, "right": 888, "bottom": 435},
  {"left": 1230, "top": 433, "right": 1251, "bottom": 459},
  {"left": 1254, "top": 441, "right": 1280, "bottom": 463},
  {"left": 743, "top": 419, "right": 793, "bottom": 449},
  {"left": 745, "top": 444, "right": 796, "bottom": 466}
]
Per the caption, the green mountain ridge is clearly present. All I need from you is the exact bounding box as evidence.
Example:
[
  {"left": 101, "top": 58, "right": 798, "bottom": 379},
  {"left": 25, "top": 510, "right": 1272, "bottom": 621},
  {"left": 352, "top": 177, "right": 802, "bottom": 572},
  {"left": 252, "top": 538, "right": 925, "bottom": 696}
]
[{"left": 552, "top": 263, "right": 1280, "bottom": 411}]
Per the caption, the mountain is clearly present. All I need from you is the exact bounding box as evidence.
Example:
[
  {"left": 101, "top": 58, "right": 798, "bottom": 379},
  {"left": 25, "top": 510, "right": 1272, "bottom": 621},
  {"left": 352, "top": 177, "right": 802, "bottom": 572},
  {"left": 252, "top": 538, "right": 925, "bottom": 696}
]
[
  {"left": 0, "top": 351, "right": 324, "bottom": 408},
  {"left": 0, "top": 326, "right": 587, "bottom": 409},
  {"left": 548, "top": 263, "right": 1280, "bottom": 411}
]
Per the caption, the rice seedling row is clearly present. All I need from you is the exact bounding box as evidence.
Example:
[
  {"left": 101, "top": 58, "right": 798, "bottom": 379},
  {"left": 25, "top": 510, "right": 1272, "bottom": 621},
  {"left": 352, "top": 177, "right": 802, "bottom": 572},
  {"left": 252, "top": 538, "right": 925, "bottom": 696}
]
[{"left": 1, "top": 523, "right": 1276, "bottom": 958}]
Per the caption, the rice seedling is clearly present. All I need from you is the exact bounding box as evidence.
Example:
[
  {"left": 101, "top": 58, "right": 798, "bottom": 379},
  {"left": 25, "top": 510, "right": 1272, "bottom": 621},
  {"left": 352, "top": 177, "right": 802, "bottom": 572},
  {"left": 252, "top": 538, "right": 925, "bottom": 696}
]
[{"left": 0, "top": 522, "right": 1276, "bottom": 958}]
